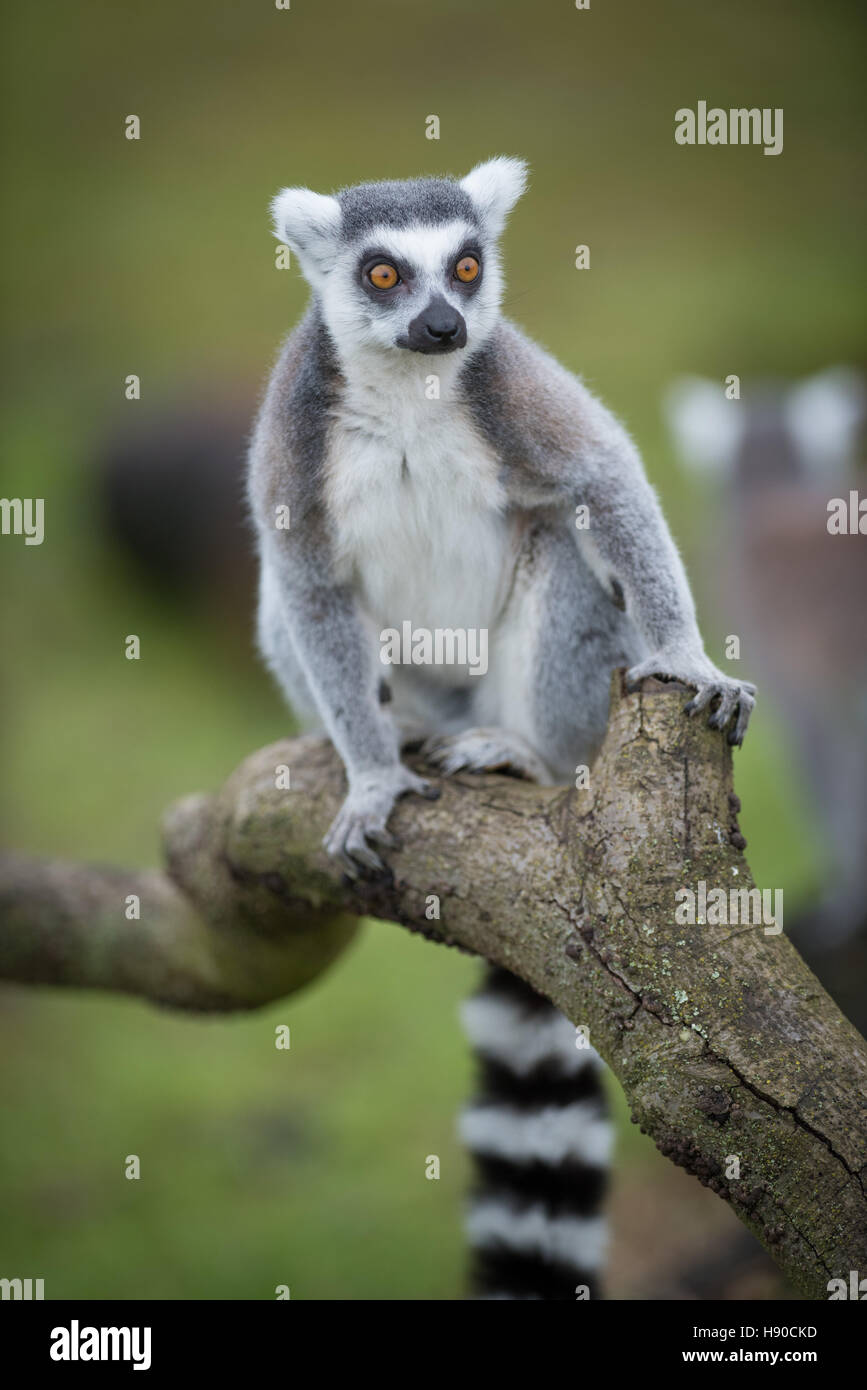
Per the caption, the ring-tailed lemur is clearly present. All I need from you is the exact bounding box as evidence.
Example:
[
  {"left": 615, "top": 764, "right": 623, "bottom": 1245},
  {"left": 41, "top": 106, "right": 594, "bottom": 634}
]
[{"left": 247, "top": 158, "right": 756, "bottom": 1299}]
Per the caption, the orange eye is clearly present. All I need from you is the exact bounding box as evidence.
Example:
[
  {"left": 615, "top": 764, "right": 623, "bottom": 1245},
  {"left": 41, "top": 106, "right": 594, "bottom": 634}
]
[
  {"left": 455, "top": 255, "right": 480, "bottom": 283},
  {"left": 368, "top": 263, "right": 399, "bottom": 290}
]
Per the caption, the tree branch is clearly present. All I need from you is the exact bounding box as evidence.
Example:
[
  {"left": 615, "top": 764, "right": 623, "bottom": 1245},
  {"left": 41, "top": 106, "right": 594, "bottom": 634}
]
[
  {"left": 0, "top": 796, "right": 359, "bottom": 1011},
  {"left": 1, "top": 674, "right": 865, "bottom": 1299}
]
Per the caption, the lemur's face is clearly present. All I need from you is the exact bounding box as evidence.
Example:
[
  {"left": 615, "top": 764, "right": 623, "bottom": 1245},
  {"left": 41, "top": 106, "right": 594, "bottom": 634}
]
[{"left": 271, "top": 158, "right": 527, "bottom": 364}]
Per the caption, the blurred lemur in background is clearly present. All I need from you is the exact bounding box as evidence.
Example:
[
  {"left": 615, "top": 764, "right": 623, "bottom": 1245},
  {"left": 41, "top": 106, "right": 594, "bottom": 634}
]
[
  {"left": 246, "top": 158, "right": 756, "bottom": 1299},
  {"left": 666, "top": 370, "right": 867, "bottom": 1038}
]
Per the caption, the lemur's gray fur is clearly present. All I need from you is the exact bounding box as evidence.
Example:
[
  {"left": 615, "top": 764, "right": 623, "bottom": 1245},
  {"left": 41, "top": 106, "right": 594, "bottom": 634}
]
[
  {"left": 248, "top": 157, "right": 756, "bottom": 873},
  {"left": 248, "top": 157, "right": 756, "bottom": 1299}
]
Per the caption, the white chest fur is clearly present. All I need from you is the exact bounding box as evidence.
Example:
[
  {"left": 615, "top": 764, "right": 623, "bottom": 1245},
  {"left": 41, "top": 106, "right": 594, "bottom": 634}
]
[{"left": 324, "top": 368, "right": 514, "bottom": 661}]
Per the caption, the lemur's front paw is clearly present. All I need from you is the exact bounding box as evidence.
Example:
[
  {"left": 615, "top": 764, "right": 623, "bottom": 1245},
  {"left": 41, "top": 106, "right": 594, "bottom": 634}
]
[
  {"left": 625, "top": 655, "right": 756, "bottom": 746},
  {"left": 323, "top": 765, "right": 440, "bottom": 876}
]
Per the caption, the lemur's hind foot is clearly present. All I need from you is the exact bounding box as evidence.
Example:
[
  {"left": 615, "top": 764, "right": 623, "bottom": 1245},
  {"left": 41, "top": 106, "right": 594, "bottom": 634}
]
[{"left": 423, "top": 727, "right": 554, "bottom": 784}]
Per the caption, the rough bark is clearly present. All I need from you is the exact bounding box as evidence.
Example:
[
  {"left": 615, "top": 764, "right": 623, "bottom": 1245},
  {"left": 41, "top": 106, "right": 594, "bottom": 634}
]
[{"left": 1, "top": 674, "right": 865, "bottom": 1299}]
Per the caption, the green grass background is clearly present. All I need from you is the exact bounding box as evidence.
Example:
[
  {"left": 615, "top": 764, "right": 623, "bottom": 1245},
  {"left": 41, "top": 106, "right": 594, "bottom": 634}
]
[{"left": 0, "top": 0, "right": 863, "bottom": 1297}]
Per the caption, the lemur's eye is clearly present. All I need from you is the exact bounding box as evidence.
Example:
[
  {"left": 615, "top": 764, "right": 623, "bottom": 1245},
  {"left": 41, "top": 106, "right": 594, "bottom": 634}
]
[
  {"left": 455, "top": 255, "right": 480, "bottom": 283},
  {"left": 368, "top": 263, "right": 399, "bottom": 290}
]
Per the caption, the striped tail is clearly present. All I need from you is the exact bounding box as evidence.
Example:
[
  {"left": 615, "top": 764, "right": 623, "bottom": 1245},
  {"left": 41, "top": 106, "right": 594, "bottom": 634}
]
[{"left": 459, "top": 965, "right": 612, "bottom": 1300}]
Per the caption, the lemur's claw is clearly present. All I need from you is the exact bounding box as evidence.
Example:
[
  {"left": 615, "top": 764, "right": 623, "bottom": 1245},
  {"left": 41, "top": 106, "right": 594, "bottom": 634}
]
[
  {"left": 423, "top": 728, "right": 552, "bottom": 782},
  {"left": 629, "top": 656, "right": 756, "bottom": 745},
  {"left": 729, "top": 692, "right": 755, "bottom": 745},
  {"left": 368, "top": 826, "right": 400, "bottom": 851},
  {"left": 323, "top": 804, "right": 388, "bottom": 873},
  {"left": 323, "top": 766, "right": 436, "bottom": 870}
]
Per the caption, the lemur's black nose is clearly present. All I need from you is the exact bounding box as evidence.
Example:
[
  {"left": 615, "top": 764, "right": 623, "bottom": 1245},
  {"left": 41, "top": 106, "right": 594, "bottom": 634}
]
[
  {"left": 426, "top": 314, "right": 459, "bottom": 342},
  {"left": 401, "top": 294, "right": 467, "bottom": 354}
]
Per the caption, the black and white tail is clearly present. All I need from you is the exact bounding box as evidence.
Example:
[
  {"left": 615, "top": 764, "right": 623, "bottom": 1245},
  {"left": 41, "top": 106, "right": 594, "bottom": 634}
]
[{"left": 459, "top": 966, "right": 612, "bottom": 1300}]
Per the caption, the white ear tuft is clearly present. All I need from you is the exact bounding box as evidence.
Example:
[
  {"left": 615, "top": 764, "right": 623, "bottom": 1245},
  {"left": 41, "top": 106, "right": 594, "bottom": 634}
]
[
  {"left": 663, "top": 376, "right": 744, "bottom": 478},
  {"left": 270, "top": 187, "right": 342, "bottom": 278},
  {"left": 460, "top": 157, "right": 528, "bottom": 237},
  {"left": 783, "top": 367, "right": 865, "bottom": 480}
]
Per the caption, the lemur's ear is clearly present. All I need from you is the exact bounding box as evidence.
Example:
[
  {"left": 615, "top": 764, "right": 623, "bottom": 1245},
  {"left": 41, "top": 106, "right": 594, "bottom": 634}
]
[
  {"left": 664, "top": 377, "right": 744, "bottom": 478},
  {"left": 270, "top": 187, "right": 342, "bottom": 280},
  {"left": 784, "top": 367, "right": 865, "bottom": 480},
  {"left": 460, "top": 157, "right": 528, "bottom": 237}
]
